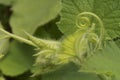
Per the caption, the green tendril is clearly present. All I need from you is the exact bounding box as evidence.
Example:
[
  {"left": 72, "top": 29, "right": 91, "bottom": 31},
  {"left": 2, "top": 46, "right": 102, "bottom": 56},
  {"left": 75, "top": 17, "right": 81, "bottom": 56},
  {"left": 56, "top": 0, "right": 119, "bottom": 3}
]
[
  {"left": 76, "top": 16, "right": 90, "bottom": 28},
  {"left": 76, "top": 12, "right": 104, "bottom": 37},
  {"left": 75, "top": 12, "right": 105, "bottom": 61}
]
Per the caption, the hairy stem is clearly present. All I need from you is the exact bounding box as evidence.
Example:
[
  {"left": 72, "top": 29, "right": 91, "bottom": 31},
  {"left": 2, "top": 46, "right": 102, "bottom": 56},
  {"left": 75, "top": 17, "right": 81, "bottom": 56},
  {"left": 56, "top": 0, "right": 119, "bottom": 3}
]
[{"left": 0, "top": 28, "right": 37, "bottom": 47}]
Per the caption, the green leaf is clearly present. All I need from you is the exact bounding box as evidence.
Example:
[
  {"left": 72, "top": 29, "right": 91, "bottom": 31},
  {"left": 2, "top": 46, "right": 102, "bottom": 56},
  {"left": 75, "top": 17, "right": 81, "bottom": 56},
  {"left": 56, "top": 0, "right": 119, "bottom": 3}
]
[
  {"left": 9, "top": 72, "right": 42, "bottom": 80},
  {"left": 42, "top": 63, "right": 100, "bottom": 80},
  {"left": 0, "top": 0, "right": 14, "bottom": 5},
  {"left": 0, "top": 23, "right": 10, "bottom": 59},
  {"left": 0, "top": 40, "right": 35, "bottom": 76},
  {"left": 0, "top": 0, "right": 61, "bottom": 38},
  {"left": 80, "top": 42, "right": 120, "bottom": 80},
  {"left": 58, "top": 0, "right": 120, "bottom": 39},
  {"left": 9, "top": 0, "right": 61, "bottom": 38}
]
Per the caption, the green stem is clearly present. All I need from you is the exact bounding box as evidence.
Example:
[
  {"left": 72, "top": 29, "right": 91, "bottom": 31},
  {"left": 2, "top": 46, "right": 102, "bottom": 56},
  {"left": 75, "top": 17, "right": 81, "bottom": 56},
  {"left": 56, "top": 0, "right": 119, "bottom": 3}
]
[{"left": 0, "top": 28, "right": 37, "bottom": 47}]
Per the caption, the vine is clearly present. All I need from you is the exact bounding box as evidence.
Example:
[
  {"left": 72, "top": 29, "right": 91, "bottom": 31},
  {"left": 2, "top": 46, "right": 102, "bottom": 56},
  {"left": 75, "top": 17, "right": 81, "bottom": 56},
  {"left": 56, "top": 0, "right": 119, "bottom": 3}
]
[
  {"left": 62, "top": 12, "right": 105, "bottom": 64},
  {"left": 0, "top": 12, "right": 105, "bottom": 76},
  {"left": 75, "top": 12, "right": 104, "bottom": 49}
]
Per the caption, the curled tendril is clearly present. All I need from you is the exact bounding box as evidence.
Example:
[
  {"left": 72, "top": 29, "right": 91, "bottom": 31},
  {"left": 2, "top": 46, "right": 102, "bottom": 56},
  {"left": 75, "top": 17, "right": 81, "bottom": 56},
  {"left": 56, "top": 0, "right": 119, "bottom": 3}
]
[
  {"left": 75, "top": 12, "right": 104, "bottom": 61},
  {"left": 76, "top": 12, "right": 104, "bottom": 45},
  {"left": 76, "top": 16, "right": 91, "bottom": 28},
  {"left": 76, "top": 12, "right": 104, "bottom": 31}
]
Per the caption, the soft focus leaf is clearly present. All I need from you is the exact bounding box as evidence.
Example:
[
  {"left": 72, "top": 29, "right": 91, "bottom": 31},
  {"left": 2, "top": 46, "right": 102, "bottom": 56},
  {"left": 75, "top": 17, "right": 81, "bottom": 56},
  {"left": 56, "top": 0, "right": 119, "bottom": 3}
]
[
  {"left": 80, "top": 42, "right": 120, "bottom": 80},
  {"left": 43, "top": 63, "right": 100, "bottom": 80},
  {"left": 10, "top": 0, "right": 61, "bottom": 38},
  {"left": 0, "top": 23, "right": 9, "bottom": 60},
  {"left": 0, "top": 0, "right": 14, "bottom": 5},
  {"left": 9, "top": 72, "right": 41, "bottom": 80},
  {"left": 0, "top": 41, "right": 35, "bottom": 76},
  {"left": 0, "top": 0, "right": 61, "bottom": 38}
]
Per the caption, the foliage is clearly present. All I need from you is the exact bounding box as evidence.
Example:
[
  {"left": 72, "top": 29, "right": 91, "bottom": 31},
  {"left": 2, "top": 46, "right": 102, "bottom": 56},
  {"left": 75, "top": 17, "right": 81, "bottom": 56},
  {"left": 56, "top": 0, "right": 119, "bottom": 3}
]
[{"left": 0, "top": 0, "right": 120, "bottom": 80}]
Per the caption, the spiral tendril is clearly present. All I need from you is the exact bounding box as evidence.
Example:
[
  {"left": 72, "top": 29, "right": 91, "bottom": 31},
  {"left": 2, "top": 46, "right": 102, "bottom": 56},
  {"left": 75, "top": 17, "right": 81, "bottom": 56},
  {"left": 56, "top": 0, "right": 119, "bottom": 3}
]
[
  {"left": 76, "top": 12, "right": 104, "bottom": 45},
  {"left": 75, "top": 12, "right": 104, "bottom": 60},
  {"left": 76, "top": 16, "right": 90, "bottom": 28}
]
